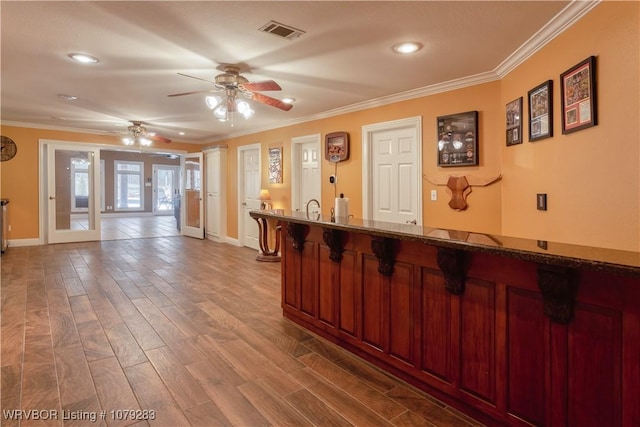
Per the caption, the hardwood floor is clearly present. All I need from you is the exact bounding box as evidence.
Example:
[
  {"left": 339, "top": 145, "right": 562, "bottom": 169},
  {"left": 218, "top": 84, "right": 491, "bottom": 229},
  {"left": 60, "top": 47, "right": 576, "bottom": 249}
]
[
  {"left": 71, "top": 215, "right": 180, "bottom": 240},
  {"left": 1, "top": 237, "right": 484, "bottom": 426}
]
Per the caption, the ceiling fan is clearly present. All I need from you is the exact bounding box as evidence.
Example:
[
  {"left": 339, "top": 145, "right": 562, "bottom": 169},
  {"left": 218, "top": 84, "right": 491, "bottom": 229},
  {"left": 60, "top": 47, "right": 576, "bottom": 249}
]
[
  {"left": 168, "top": 66, "right": 293, "bottom": 113},
  {"left": 123, "top": 121, "right": 172, "bottom": 146}
]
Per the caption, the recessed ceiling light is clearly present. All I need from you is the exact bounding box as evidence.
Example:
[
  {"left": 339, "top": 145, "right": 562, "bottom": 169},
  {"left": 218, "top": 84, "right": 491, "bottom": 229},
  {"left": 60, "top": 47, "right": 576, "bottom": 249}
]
[
  {"left": 179, "top": 132, "right": 186, "bottom": 136},
  {"left": 57, "top": 94, "right": 78, "bottom": 100},
  {"left": 282, "top": 97, "right": 295, "bottom": 104},
  {"left": 392, "top": 42, "right": 423, "bottom": 54},
  {"left": 68, "top": 53, "right": 99, "bottom": 63}
]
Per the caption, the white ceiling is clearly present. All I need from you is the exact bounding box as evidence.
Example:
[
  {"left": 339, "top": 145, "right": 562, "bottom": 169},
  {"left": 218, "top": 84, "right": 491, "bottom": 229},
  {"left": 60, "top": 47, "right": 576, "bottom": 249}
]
[{"left": 1, "top": 1, "right": 596, "bottom": 144}]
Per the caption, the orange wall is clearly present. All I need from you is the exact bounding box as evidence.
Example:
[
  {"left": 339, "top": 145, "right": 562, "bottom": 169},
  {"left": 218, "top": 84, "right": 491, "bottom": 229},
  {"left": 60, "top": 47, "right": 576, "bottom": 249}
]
[
  {"left": 1, "top": 2, "right": 638, "bottom": 251},
  {"left": 221, "top": 81, "right": 503, "bottom": 242},
  {"left": 0, "top": 126, "right": 195, "bottom": 239},
  {"left": 219, "top": 2, "right": 638, "bottom": 251},
  {"left": 500, "top": 1, "right": 639, "bottom": 251}
]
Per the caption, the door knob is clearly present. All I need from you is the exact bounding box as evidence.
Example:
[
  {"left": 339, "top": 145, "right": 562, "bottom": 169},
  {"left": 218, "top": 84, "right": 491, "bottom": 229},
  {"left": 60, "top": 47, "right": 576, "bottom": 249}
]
[
  {"left": 406, "top": 219, "right": 417, "bottom": 225},
  {"left": 49, "top": 196, "right": 55, "bottom": 200}
]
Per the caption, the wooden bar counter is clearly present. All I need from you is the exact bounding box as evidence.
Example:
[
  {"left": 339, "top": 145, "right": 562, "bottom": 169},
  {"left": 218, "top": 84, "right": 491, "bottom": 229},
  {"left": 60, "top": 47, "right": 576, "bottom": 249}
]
[{"left": 250, "top": 209, "right": 640, "bottom": 426}]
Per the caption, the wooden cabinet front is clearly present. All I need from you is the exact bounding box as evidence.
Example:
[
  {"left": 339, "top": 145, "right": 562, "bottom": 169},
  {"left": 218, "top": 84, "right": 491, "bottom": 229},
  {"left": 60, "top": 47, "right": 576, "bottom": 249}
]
[{"left": 280, "top": 223, "right": 639, "bottom": 427}]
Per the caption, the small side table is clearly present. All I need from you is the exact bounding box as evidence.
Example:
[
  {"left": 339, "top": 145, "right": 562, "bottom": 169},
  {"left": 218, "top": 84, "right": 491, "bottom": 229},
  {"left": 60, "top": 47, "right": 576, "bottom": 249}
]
[{"left": 253, "top": 217, "right": 281, "bottom": 262}]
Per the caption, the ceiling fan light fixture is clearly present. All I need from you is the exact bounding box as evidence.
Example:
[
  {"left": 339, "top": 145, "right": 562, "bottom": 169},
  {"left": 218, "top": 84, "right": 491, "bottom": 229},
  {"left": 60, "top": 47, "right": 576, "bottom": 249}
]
[
  {"left": 68, "top": 53, "right": 99, "bottom": 63},
  {"left": 392, "top": 41, "right": 423, "bottom": 54},
  {"left": 122, "top": 137, "right": 134, "bottom": 145},
  {"left": 139, "top": 137, "right": 152, "bottom": 147},
  {"left": 236, "top": 100, "right": 254, "bottom": 119},
  {"left": 213, "top": 105, "right": 228, "bottom": 121},
  {"left": 205, "top": 95, "right": 222, "bottom": 110}
]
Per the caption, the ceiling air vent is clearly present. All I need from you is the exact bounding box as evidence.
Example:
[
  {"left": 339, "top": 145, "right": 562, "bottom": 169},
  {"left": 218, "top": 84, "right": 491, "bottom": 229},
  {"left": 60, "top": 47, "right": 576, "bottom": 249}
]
[{"left": 259, "top": 20, "right": 305, "bottom": 40}]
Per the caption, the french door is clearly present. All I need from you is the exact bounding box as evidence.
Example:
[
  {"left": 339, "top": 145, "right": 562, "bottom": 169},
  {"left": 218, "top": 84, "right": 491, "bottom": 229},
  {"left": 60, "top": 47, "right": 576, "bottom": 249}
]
[
  {"left": 47, "top": 144, "right": 101, "bottom": 243},
  {"left": 181, "top": 153, "right": 204, "bottom": 239},
  {"left": 153, "top": 164, "right": 179, "bottom": 215}
]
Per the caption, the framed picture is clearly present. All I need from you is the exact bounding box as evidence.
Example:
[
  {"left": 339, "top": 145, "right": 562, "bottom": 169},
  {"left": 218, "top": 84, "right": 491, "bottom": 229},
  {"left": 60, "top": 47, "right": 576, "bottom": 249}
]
[
  {"left": 528, "top": 80, "right": 553, "bottom": 142},
  {"left": 560, "top": 56, "right": 597, "bottom": 134},
  {"left": 268, "top": 147, "right": 283, "bottom": 183},
  {"left": 506, "top": 97, "right": 523, "bottom": 146},
  {"left": 437, "top": 111, "right": 478, "bottom": 167},
  {"left": 325, "top": 131, "right": 349, "bottom": 162}
]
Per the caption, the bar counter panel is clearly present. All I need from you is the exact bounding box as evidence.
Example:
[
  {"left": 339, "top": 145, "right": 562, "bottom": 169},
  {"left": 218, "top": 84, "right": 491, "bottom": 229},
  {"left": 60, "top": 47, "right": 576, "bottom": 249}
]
[{"left": 251, "top": 210, "right": 640, "bottom": 426}]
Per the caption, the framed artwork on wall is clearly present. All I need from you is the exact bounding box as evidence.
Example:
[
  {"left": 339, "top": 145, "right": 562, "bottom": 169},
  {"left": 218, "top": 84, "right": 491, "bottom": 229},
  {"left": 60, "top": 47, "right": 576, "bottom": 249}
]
[
  {"left": 528, "top": 80, "right": 553, "bottom": 142},
  {"left": 506, "top": 97, "right": 523, "bottom": 146},
  {"left": 325, "top": 131, "right": 349, "bottom": 162},
  {"left": 437, "top": 111, "right": 478, "bottom": 167},
  {"left": 268, "top": 147, "right": 283, "bottom": 183},
  {"left": 560, "top": 56, "right": 597, "bottom": 134}
]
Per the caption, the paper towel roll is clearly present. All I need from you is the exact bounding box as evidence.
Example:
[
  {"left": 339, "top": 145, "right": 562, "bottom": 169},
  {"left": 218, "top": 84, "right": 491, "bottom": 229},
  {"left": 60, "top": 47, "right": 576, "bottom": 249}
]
[{"left": 334, "top": 197, "right": 349, "bottom": 222}]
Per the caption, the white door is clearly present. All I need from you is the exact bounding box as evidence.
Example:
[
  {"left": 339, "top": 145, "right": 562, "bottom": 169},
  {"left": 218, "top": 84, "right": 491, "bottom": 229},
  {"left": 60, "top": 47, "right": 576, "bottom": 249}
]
[
  {"left": 363, "top": 117, "right": 422, "bottom": 225},
  {"left": 152, "top": 164, "right": 179, "bottom": 215},
  {"left": 182, "top": 153, "right": 204, "bottom": 239},
  {"left": 204, "top": 147, "right": 227, "bottom": 241},
  {"left": 238, "top": 144, "right": 260, "bottom": 250},
  {"left": 291, "top": 134, "right": 321, "bottom": 212},
  {"left": 47, "top": 144, "right": 101, "bottom": 243}
]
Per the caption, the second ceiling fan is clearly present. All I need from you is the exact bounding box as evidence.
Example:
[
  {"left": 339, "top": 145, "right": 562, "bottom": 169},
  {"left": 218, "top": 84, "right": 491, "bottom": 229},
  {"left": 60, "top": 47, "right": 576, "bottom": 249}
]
[{"left": 168, "top": 66, "right": 293, "bottom": 119}]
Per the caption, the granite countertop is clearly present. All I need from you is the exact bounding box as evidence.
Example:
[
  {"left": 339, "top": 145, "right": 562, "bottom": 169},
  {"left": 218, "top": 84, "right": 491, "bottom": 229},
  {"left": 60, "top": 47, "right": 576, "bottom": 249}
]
[{"left": 250, "top": 209, "right": 640, "bottom": 278}]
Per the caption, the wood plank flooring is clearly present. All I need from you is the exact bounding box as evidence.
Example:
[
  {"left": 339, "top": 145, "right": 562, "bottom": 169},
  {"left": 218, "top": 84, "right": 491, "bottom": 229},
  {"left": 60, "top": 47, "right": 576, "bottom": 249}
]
[
  {"left": 71, "top": 216, "right": 180, "bottom": 240},
  {"left": 1, "top": 237, "right": 484, "bottom": 426}
]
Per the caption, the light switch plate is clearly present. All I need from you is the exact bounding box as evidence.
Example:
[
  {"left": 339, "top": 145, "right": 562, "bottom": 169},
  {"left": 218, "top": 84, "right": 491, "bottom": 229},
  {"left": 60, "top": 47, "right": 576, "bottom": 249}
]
[
  {"left": 537, "top": 193, "right": 547, "bottom": 211},
  {"left": 431, "top": 189, "right": 437, "bottom": 201}
]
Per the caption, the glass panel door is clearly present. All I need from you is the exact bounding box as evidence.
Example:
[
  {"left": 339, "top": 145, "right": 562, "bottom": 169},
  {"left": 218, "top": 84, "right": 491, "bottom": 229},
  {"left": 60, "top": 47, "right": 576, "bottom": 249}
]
[
  {"left": 181, "top": 153, "right": 204, "bottom": 239},
  {"left": 153, "top": 164, "right": 179, "bottom": 215},
  {"left": 47, "top": 144, "right": 101, "bottom": 243}
]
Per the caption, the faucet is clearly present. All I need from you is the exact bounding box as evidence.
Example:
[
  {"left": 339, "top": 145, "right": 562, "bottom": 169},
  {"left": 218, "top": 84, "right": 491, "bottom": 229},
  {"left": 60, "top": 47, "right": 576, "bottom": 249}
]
[{"left": 305, "top": 199, "right": 320, "bottom": 219}]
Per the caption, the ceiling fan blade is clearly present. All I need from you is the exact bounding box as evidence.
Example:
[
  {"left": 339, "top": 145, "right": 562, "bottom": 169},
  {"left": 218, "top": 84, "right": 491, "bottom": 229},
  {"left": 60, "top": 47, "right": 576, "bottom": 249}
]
[
  {"left": 251, "top": 92, "right": 293, "bottom": 111},
  {"left": 149, "top": 135, "right": 172, "bottom": 144},
  {"left": 240, "top": 80, "right": 282, "bottom": 92},
  {"left": 168, "top": 89, "right": 219, "bottom": 97},
  {"left": 177, "top": 72, "right": 215, "bottom": 84}
]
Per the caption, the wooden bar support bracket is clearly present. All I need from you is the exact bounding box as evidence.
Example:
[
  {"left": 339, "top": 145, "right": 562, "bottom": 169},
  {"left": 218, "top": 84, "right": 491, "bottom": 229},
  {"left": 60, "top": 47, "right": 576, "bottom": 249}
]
[
  {"left": 537, "top": 264, "right": 578, "bottom": 324},
  {"left": 322, "top": 228, "right": 345, "bottom": 262},
  {"left": 285, "top": 222, "right": 308, "bottom": 252},
  {"left": 371, "top": 236, "right": 396, "bottom": 277},
  {"left": 253, "top": 217, "right": 281, "bottom": 262},
  {"left": 436, "top": 247, "right": 468, "bottom": 295}
]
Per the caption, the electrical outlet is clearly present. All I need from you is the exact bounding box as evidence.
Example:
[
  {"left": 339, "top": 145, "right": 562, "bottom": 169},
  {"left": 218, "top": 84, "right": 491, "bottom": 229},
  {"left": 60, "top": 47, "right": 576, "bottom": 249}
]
[
  {"left": 329, "top": 175, "right": 337, "bottom": 184},
  {"left": 430, "top": 190, "right": 437, "bottom": 201}
]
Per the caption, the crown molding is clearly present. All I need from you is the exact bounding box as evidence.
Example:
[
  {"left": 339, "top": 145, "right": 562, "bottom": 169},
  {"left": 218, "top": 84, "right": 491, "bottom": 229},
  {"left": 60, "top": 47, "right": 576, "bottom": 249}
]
[{"left": 495, "top": 0, "right": 601, "bottom": 78}]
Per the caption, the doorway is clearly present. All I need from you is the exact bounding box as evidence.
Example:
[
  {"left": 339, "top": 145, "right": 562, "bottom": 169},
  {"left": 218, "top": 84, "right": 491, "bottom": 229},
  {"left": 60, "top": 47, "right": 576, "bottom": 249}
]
[
  {"left": 46, "top": 143, "right": 101, "bottom": 243},
  {"left": 153, "top": 164, "right": 179, "bottom": 215},
  {"left": 237, "top": 144, "right": 261, "bottom": 250},
  {"left": 40, "top": 140, "right": 186, "bottom": 244},
  {"left": 291, "top": 134, "right": 321, "bottom": 212},
  {"left": 362, "top": 116, "right": 423, "bottom": 225}
]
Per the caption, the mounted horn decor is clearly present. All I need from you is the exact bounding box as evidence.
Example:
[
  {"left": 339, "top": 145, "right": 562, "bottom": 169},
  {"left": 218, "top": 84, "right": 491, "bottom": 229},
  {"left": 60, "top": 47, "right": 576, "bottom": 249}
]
[{"left": 423, "top": 174, "right": 501, "bottom": 210}]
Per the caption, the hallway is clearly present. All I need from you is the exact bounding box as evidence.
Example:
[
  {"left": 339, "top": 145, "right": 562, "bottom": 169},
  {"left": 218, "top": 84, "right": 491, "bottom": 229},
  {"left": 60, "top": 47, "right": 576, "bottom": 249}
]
[{"left": 1, "top": 237, "right": 483, "bottom": 426}]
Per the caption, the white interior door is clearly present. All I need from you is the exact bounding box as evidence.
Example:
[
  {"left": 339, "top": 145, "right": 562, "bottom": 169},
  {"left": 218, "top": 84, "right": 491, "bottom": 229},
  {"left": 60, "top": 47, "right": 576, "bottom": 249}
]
[
  {"left": 47, "top": 144, "right": 101, "bottom": 243},
  {"left": 182, "top": 153, "right": 204, "bottom": 239},
  {"left": 291, "top": 134, "right": 321, "bottom": 212},
  {"left": 363, "top": 117, "right": 422, "bottom": 225},
  {"left": 238, "top": 144, "right": 260, "bottom": 249}
]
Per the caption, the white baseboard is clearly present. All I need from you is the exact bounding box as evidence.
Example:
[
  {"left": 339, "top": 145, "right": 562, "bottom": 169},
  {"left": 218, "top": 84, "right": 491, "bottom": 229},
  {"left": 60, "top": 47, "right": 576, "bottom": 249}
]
[
  {"left": 224, "top": 237, "right": 241, "bottom": 247},
  {"left": 7, "top": 238, "right": 41, "bottom": 248}
]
